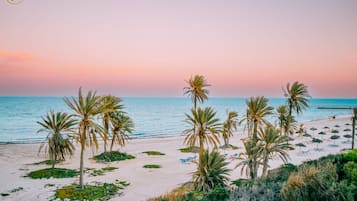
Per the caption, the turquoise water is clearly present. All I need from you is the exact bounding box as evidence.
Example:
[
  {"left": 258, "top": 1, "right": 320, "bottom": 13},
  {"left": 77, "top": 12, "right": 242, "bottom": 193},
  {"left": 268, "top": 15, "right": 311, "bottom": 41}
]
[{"left": 0, "top": 97, "right": 356, "bottom": 143}]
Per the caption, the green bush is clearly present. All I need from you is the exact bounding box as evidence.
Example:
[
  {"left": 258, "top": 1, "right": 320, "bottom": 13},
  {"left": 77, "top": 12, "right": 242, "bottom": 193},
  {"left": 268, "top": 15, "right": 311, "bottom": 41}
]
[
  {"left": 143, "top": 151, "right": 166, "bottom": 155},
  {"left": 93, "top": 151, "right": 135, "bottom": 162},
  {"left": 343, "top": 150, "right": 357, "bottom": 162},
  {"left": 55, "top": 183, "right": 120, "bottom": 201},
  {"left": 27, "top": 168, "right": 78, "bottom": 179},
  {"left": 203, "top": 185, "right": 229, "bottom": 201}
]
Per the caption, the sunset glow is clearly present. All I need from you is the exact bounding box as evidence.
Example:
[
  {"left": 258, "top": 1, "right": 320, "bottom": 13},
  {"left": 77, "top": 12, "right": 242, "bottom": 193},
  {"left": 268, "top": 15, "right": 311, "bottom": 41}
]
[{"left": 1, "top": 0, "right": 356, "bottom": 97}]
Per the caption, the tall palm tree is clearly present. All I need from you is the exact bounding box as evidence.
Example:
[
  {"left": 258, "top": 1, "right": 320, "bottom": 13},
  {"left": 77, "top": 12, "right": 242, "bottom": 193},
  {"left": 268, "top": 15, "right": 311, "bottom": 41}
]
[
  {"left": 222, "top": 111, "right": 239, "bottom": 147},
  {"left": 283, "top": 81, "right": 311, "bottom": 117},
  {"left": 184, "top": 107, "right": 222, "bottom": 161},
  {"left": 64, "top": 88, "right": 109, "bottom": 189},
  {"left": 244, "top": 96, "right": 273, "bottom": 141},
  {"left": 100, "top": 95, "right": 124, "bottom": 153},
  {"left": 110, "top": 112, "right": 134, "bottom": 152},
  {"left": 192, "top": 150, "right": 230, "bottom": 192},
  {"left": 183, "top": 75, "right": 210, "bottom": 110},
  {"left": 37, "top": 111, "right": 76, "bottom": 169},
  {"left": 243, "top": 96, "right": 273, "bottom": 178},
  {"left": 256, "top": 126, "right": 293, "bottom": 177},
  {"left": 276, "top": 105, "right": 288, "bottom": 135},
  {"left": 352, "top": 107, "right": 357, "bottom": 149}
]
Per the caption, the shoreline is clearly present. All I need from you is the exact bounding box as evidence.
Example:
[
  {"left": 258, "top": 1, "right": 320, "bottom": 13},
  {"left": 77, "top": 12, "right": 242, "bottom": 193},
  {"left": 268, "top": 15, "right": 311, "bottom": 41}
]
[{"left": 0, "top": 114, "right": 353, "bottom": 145}]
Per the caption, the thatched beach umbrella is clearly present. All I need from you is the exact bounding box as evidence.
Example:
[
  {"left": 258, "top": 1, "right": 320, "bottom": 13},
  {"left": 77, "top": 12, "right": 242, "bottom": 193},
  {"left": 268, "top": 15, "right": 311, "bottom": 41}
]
[
  {"left": 344, "top": 128, "right": 352, "bottom": 132},
  {"left": 334, "top": 125, "right": 340, "bottom": 128},
  {"left": 331, "top": 129, "right": 339, "bottom": 134},
  {"left": 312, "top": 138, "right": 323, "bottom": 151},
  {"left": 318, "top": 131, "right": 326, "bottom": 135},
  {"left": 330, "top": 135, "right": 340, "bottom": 145}
]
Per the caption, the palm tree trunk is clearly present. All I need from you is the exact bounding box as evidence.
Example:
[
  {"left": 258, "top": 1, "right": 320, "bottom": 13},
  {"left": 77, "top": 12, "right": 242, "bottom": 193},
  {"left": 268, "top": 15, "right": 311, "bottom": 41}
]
[
  {"left": 52, "top": 155, "right": 56, "bottom": 169},
  {"left": 199, "top": 135, "right": 204, "bottom": 161},
  {"left": 252, "top": 120, "right": 258, "bottom": 179},
  {"left": 352, "top": 116, "right": 356, "bottom": 150},
  {"left": 104, "top": 120, "right": 109, "bottom": 153},
  {"left": 110, "top": 135, "right": 115, "bottom": 152},
  {"left": 79, "top": 145, "right": 84, "bottom": 189},
  {"left": 262, "top": 156, "right": 269, "bottom": 177}
]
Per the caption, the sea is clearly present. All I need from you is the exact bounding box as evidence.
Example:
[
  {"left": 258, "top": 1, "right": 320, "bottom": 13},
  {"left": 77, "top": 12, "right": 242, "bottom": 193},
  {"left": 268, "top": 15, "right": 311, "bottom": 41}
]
[{"left": 0, "top": 97, "right": 356, "bottom": 143}]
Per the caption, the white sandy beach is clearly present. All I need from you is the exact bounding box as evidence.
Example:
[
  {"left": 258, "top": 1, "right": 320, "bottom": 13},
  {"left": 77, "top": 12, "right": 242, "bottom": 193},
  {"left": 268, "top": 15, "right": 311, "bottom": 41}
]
[{"left": 0, "top": 115, "right": 355, "bottom": 201}]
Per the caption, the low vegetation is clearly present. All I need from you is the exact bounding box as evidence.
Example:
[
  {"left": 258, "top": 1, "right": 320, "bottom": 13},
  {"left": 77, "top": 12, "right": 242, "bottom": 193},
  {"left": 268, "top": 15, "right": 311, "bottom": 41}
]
[
  {"left": 54, "top": 181, "right": 128, "bottom": 201},
  {"left": 143, "top": 164, "right": 161, "bottom": 169},
  {"left": 1, "top": 187, "right": 24, "bottom": 197},
  {"left": 179, "top": 146, "right": 199, "bottom": 153},
  {"left": 93, "top": 151, "right": 135, "bottom": 162},
  {"left": 143, "top": 151, "right": 165, "bottom": 156},
  {"left": 27, "top": 168, "right": 78, "bottom": 179},
  {"left": 31, "top": 160, "right": 62, "bottom": 166},
  {"left": 87, "top": 167, "right": 118, "bottom": 177}
]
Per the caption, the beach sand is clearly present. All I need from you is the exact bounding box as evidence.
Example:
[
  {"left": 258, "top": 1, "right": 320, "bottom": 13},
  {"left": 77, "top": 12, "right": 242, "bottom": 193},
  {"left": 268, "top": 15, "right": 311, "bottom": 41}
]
[{"left": 0, "top": 115, "right": 355, "bottom": 201}]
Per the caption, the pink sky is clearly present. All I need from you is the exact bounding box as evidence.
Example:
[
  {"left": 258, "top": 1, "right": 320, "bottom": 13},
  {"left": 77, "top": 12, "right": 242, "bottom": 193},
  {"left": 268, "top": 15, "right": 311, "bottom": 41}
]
[{"left": 0, "top": 0, "right": 356, "bottom": 97}]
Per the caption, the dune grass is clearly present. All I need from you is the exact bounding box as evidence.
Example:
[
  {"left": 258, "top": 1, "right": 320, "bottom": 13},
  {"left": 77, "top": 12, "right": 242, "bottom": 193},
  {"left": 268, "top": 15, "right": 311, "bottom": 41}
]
[
  {"left": 143, "top": 151, "right": 166, "bottom": 156},
  {"left": 179, "top": 146, "right": 199, "bottom": 153},
  {"left": 93, "top": 151, "right": 135, "bottom": 162},
  {"left": 88, "top": 167, "right": 118, "bottom": 176},
  {"left": 31, "top": 160, "right": 62, "bottom": 166},
  {"left": 143, "top": 164, "right": 161, "bottom": 169},
  {"left": 27, "top": 168, "right": 78, "bottom": 179}
]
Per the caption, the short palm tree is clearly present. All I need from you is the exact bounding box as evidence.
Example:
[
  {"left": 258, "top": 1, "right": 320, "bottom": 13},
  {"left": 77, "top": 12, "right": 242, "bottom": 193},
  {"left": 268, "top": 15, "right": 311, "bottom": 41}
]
[
  {"left": 256, "top": 126, "right": 293, "bottom": 177},
  {"left": 352, "top": 107, "right": 357, "bottom": 149},
  {"left": 110, "top": 112, "right": 134, "bottom": 152},
  {"left": 184, "top": 107, "right": 222, "bottom": 161},
  {"left": 100, "top": 95, "right": 124, "bottom": 153},
  {"left": 192, "top": 149, "right": 230, "bottom": 192},
  {"left": 283, "top": 81, "right": 310, "bottom": 117},
  {"left": 183, "top": 75, "right": 210, "bottom": 110},
  {"left": 37, "top": 111, "right": 76, "bottom": 169},
  {"left": 276, "top": 105, "right": 289, "bottom": 135},
  {"left": 222, "top": 111, "right": 239, "bottom": 147},
  {"left": 236, "top": 139, "right": 260, "bottom": 179},
  {"left": 64, "top": 88, "right": 109, "bottom": 189}
]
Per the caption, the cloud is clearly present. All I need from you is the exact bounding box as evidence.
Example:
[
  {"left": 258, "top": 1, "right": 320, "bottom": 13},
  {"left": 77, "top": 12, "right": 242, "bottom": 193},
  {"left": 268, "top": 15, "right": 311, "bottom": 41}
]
[{"left": 0, "top": 49, "right": 35, "bottom": 63}]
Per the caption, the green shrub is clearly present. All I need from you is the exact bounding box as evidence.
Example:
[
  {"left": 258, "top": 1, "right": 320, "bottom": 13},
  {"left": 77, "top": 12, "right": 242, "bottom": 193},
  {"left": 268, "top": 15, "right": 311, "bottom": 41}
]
[
  {"left": 27, "top": 168, "right": 78, "bottom": 179},
  {"left": 203, "top": 185, "right": 230, "bottom": 201},
  {"left": 343, "top": 150, "right": 357, "bottom": 162},
  {"left": 143, "top": 164, "right": 161, "bottom": 168},
  {"left": 93, "top": 151, "right": 135, "bottom": 162},
  {"left": 55, "top": 183, "right": 120, "bottom": 201},
  {"left": 88, "top": 167, "right": 118, "bottom": 176},
  {"left": 143, "top": 151, "right": 166, "bottom": 155},
  {"left": 179, "top": 146, "right": 199, "bottom": 153}
]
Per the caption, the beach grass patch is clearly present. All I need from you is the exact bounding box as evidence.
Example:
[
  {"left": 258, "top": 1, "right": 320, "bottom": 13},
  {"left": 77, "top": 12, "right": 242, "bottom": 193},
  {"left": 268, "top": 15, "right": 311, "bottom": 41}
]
[
  {"left": 331, "top": 129, "right": 339, "bottom": 133},
  {"left": 27, "top": 168, "right": 78, "bottom": 179},
  {"left": 89, "top": 167, "right": 118, "bottom": 176},
  {"left": 55, "top": 183, "right": 121, "bottom": 201},
  {"left": 143, "top": 151, "right": 165, "bottom": 156},
  {"left": 31, "top": 160, "right": 62, "bottom": 166},
  {"left": 143, "top": 164, "right": 161, "bottom": 169},
  {"left": 179, "top": 146, "right": 199, "bottom": 153},
  {"left": 9, "top": 187, "right": 23, "bottom": 193},
  {"left": 1, "top": 193, "right": 10, "bottom": 197},
  {"left": 93, "top": 151, "right": 135, "bottom": 162}
]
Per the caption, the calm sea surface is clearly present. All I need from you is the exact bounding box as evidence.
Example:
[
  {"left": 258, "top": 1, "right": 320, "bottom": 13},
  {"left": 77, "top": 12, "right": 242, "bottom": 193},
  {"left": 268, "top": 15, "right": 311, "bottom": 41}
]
[{"left": 0, "top": 97, "right": 356, "bottom": 143}]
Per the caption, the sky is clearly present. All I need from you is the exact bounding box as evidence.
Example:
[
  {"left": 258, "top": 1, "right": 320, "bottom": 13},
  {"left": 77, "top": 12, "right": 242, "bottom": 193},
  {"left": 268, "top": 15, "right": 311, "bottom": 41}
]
[{"left": 0, "top": 0, "right": 356, "bottom": 98}]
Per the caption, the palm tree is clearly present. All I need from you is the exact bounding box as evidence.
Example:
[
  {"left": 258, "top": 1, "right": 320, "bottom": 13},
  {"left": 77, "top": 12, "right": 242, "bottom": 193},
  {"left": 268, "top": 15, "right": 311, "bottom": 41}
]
[
  {"left": 100, "top": 95, "right": 124, "bottom": 153},
  {"left": 192, "top": 150, "right": 230, "bottom": 192},
  {"left": 37, "top": 111, "right": 76, "bottom": 169},
  {"left": 236, "top": 138, "right": 260, "bottom": 179},
  {"left": 184, "top": 107, "right": 222, "bottom": 161},
  {"left": 276, "top": 105, "right": 288, "bottom": 136},
  {"left": 222, "top": 111, "right": 239, "bottom": 147},
  {"left": 283, "top": 81, "right": 311, "bottom": 117},
  {"left": 64, "top": 88, "right": 109, "bottom": 189},
  {"left": 352, "top": 107, "right": 357, "bottom": 149},
  {"left": 244, "top": 96, "right": 274, "bottom": 141},
  {"left": 183, "top": 75, "right": 210, "bottom": 110},
  {"left": 256, "top": 126, "right": 293, "bottom": 177},
  {"left": 110, "top": 112, "right": 134, "bottom": 152},
  {"left": 243, "top": 96, "right": 273, "bottom": 178}
]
